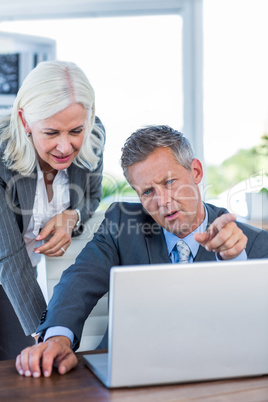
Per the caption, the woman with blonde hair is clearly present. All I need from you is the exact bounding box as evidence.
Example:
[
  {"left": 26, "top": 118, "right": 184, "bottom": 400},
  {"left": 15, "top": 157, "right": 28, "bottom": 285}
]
[{"left": 0, "top": 60, "right": 105, "bottom": 360}]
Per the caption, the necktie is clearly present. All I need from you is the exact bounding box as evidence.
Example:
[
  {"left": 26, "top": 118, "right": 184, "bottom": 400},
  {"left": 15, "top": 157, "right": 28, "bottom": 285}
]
[{"left": 176, "top": 240, "right": 191, "bottom": 264}]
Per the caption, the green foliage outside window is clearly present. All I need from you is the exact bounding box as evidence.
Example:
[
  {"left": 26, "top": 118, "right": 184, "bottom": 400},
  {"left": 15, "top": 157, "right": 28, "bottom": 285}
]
[
  {"left": 207, "top": 135, "right": 268, "bottom": 199},
  {"left": 99, "top": 176, "right": 137, "bottom": 210}
]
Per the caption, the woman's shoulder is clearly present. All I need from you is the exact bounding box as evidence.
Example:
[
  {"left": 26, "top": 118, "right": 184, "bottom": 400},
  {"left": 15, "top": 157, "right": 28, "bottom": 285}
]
[
  {"left": 0, "top": 153, "right": 13, "bottom": 181},
  {"left": 92, "top": 115, "right": 106, "bottom": 143}
]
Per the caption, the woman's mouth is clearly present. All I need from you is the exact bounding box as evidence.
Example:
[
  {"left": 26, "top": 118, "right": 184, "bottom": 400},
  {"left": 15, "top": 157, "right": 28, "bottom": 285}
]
[{"left": 52, "top": 154, "right": 72, "bottom": 163}]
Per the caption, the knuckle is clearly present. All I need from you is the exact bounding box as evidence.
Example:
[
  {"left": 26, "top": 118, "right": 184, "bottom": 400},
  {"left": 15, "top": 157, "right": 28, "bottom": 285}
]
[{"left": 21, "top": 346, "right": 33, "bottom": 357}]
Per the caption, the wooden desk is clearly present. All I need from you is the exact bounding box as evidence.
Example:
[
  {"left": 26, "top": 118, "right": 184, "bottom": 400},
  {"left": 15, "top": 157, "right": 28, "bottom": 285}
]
[{"left": 1, "top": 351, "right": 268, "bottom": 401}]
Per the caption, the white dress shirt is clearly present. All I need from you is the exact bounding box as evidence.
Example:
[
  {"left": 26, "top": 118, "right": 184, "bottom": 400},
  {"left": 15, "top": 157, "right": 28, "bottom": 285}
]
[{"left": 24, "top": 164, "right": 70, "bottom": 267}]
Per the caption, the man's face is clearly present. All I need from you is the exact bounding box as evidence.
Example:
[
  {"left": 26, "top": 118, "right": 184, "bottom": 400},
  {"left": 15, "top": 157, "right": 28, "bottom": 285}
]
[{"left": 128, "top": 147, "right": 205, "bottom": 238}]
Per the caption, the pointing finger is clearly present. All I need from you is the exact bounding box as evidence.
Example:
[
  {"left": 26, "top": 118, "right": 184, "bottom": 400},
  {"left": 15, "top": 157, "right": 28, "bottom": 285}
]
[{"left": 207, "top": 213, "right": 236, "bottom": 235}]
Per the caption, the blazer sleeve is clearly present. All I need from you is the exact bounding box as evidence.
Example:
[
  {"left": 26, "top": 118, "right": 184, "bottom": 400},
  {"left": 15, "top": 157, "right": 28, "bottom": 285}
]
[
  {"left": 0, "top": 176, "right": 47, "bottom": 336},
  {"left": 37, "top": 202, "right": 122, "bottom": 350},
  {"left": 238, "top": 222, "right": 268, "bottom": 259}
]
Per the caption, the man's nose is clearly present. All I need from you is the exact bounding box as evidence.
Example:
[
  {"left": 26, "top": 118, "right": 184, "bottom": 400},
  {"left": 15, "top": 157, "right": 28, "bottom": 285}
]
[
  {"left": 155, "top": 188, "right": 170, "bottom": 207},
  {"left": 55, "top": 136, "right": 72, "bottom": 154}
]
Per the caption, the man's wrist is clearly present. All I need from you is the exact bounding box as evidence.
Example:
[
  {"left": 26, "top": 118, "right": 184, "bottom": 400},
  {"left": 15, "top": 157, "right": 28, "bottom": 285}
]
[
  {"left": 46, "top": 335, "right": 72, "bottom": 348},
  {"left": 44, "top": 326, "right": 74, "bottom": 346}
]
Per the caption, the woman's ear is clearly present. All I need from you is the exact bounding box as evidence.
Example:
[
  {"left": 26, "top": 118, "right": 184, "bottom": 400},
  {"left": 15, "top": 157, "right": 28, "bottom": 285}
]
[{"left": 18, "top": 109, "right": 31, "bottom": 132}]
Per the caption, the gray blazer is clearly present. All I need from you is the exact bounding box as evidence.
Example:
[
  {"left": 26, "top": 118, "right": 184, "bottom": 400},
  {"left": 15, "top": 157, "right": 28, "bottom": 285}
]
[
  {"left": 0, "top": 116, "right": 105, "bottom": 336},
  {"left": 37, "top": 201, "right": 268, "bottom": 350}
]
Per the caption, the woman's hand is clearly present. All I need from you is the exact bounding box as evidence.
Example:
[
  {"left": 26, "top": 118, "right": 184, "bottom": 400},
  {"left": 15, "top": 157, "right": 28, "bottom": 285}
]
[{"left": 34, "top": 210, "right": 79, "bottom": 256}]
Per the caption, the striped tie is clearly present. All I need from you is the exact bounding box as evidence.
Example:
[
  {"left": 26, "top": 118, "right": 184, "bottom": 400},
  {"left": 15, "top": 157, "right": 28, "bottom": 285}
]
[{"left": 176, "top": 240, "right": 191, "bottom": 264}]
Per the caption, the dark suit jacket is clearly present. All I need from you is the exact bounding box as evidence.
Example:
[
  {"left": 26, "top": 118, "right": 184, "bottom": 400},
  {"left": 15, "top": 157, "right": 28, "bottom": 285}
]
[
  {"left": 0, "top": 117, "right": 105, "bottom": 336},
  {"left": 37, "top": 201, "right": 268, "bottom": 350}
]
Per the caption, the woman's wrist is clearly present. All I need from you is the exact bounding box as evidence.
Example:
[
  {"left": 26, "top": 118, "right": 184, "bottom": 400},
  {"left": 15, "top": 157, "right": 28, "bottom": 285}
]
[
  {"left": 63, "top": 209, "right": 80, "bottom": 232},
  {"left": 73, "top": 208, "right": 81, "bottom": 230}
]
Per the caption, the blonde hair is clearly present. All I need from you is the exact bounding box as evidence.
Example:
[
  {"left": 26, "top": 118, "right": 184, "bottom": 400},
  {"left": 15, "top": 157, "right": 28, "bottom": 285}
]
[{"left": 0, "top": 60, "right": 104, "bottom": 175}]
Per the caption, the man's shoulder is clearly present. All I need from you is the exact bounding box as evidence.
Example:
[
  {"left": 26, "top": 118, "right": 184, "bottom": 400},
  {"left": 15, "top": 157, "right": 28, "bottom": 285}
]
[
  {"left": 204, "top": 202, "right": 229, "bottom": 223},
  {"left": 103, "top": 201, "right": 159, "bottom": 229},
  {"left": 205, "top": 202, "right": 268, "bottom": 257},
  {"left": 205, "top": 202, "right": 228, "bottom": 215},
  {"left": 92, "top": 202, "right": 161, "bottom": 242},
  {"left": 238, "top": 221, "right": 268, "bottom": 258},
  {"left": 205, "top": 202, "right": 267, "bottom": 234},
  {"left": 105, "top": 201, "right": 149, "bottom": 219},
  {"left": 237, "top": 220, "right": 268, "bottom": 237}
]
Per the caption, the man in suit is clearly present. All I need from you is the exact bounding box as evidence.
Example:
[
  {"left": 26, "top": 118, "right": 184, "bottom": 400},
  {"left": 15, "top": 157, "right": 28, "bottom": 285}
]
[{"left": 16, "top": 125, "right": 268, "bottom": 377}]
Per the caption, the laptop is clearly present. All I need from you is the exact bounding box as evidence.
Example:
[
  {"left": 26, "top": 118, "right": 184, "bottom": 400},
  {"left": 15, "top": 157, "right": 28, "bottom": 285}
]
[{"left": 83, "top": 259, "right": 268, "bottom": 388}]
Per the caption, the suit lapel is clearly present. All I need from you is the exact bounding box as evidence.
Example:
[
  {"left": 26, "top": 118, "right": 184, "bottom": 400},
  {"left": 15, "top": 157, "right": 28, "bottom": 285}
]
[
  {"left": 144, "top": 224, "right": 170, "bottom": 264},
  {"left": 15, "top": 171, "right": 37, "bottom": 234},
  {"left": 68, "top": 164, "right": 87, "bottom": 208},
  {"left": 194, "top": 246, "right": 216, "bottom": 262}
]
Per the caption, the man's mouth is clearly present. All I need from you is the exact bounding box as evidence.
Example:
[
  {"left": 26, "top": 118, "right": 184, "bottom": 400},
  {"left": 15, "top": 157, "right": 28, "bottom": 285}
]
[{"left": 165, "top": 210, "right": 179, "bottom": 220}]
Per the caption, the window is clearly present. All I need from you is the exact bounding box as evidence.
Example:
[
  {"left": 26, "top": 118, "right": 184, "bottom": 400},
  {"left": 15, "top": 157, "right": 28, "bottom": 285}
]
[
  {"left": 0, "top": 1, "right": 203, "bottom": 180},
  {"left": 0, "top": 15, "right": 184, "bottom": 178}
]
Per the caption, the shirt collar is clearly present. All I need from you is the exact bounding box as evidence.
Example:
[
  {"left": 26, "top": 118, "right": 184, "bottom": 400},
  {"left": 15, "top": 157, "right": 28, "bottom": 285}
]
[{"left": 163, "top": 204, "right": 208, "bottom": 259}]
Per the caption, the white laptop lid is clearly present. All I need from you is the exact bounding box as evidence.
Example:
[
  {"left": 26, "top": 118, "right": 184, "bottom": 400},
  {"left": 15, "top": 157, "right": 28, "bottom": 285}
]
[{"left": 84, "top": 259, "right": 268, "bottom": 388}]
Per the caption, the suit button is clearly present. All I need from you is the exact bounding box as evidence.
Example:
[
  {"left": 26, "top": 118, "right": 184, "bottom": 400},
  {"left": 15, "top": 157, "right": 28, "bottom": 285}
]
[{"left": 40, "top": 309, "right": 47, "bottom": 324}]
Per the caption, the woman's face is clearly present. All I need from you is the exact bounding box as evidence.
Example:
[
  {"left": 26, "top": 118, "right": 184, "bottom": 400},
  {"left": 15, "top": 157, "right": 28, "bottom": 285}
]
[{"left": 20, "top": 103, "right": 88, "bottom": 171}]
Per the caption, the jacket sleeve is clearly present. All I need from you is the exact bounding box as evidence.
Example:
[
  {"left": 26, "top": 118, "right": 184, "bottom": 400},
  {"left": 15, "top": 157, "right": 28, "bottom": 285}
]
[
  {"left": 0, "top": 177, "right": 46, "bottom": 336},
  {"left": 37, "top": 202, "right": 122, "bottom": 350},
  {"left": 240, "top": 223, "right": 268, "bottom": 259}
]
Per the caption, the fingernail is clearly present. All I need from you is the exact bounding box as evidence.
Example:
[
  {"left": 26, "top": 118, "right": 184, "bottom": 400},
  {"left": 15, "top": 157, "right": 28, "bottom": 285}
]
[
  {"left": 34, "top": 250, "right": 40, "bottom": 254},
  {"left": 25, "top": 370, "right": 31, "bottom": 377},
  {"left": 36, "top": 235, "right": 41, "bottom": 240},
  {"left": 19, "top": 369, "right": 24, "bottom": 376},
  {"left": 44, "top": 371, "right": 50, "bottom": 377},
  {"left": 33, "top": 372, "right": 40, "bottom": 378}
]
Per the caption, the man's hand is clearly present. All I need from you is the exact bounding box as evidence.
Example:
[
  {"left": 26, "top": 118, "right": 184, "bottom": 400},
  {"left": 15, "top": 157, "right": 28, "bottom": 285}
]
[
  {"left": 194, "top": 213, "right": 248, "bottom": 260},
  {"left": 33, "top": 210, "right": 79, "bottom": 257},
  {"left": 16, "top": 336, "right": 78, "bottom": 378}
]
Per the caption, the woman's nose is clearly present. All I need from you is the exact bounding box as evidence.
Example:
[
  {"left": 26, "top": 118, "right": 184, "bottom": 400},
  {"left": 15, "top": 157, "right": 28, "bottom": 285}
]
[{"left": 55, "top": 136, "right": 72, "bottom": 154}]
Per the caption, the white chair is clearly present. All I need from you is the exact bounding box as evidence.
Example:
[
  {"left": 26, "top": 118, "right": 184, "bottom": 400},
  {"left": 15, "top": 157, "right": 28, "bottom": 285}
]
[{"left": 38, "top": 211, "right": 108, "bottom": 351}]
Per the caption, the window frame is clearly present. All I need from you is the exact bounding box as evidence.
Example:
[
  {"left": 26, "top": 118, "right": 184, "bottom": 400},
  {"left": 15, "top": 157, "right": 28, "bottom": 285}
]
[{"left": 0, "top": 0, "right": 203, "bottom": 160}]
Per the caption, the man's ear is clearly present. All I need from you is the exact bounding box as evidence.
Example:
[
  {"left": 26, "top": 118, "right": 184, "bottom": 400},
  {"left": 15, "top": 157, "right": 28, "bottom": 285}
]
[
  {"left": 18, "top": 109, "right": 31, "bottom": 132},
  {"left": 191, "top": 158, "right": 203, "bottom": 184}
]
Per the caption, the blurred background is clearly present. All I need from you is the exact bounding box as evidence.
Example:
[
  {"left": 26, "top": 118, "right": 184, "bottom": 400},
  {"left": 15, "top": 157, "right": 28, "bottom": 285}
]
[{"left": 1, "top": 0, "right": 268, "bottom": 223}]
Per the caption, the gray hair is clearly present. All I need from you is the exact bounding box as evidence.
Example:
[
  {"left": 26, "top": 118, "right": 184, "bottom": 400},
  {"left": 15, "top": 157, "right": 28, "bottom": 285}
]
[
  {"left": 121, "top": 125, "right": 194, "bottom": 184},
  {"left": 0, "top": 60, "right": 104, "bottom": 175}
]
